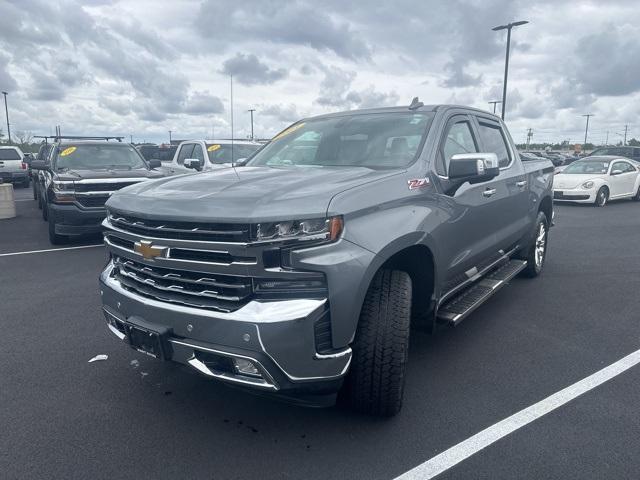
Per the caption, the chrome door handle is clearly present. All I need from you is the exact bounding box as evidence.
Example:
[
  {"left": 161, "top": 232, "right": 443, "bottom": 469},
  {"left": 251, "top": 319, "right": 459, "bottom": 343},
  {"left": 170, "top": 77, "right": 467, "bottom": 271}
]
[
  {"left": 516, "top": 180, "right": 528, "bottom": 188},
  {"left": 482, "top": 188, "right": 497, "bottom": 197}
]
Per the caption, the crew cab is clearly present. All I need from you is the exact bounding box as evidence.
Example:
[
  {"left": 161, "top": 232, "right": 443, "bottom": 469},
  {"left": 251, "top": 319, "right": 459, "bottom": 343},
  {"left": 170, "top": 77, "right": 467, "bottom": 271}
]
[
  {"left": 161, "top": 139, "right": 262, "bottom": 175},
  {"left": 30, "top": 137, "right": 164, "bottom": 244},
  {"left": 0, "top": 146, "right": 29, "bottom": 187},
  {"left": 99, "top": 102, "right": 554, "bottom": 416}
]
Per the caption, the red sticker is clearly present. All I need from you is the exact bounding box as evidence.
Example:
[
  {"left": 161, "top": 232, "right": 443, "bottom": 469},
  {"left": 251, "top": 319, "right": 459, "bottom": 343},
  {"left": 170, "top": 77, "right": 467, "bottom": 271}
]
[{"left": 408, "top": 178, "right": 430, "bottom": 190}]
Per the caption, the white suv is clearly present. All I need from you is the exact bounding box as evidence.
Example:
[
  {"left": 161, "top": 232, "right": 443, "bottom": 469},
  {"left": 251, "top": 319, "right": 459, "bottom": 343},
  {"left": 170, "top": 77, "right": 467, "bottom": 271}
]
[{"left": 0, "top": 146, "right": 29, "bottom": 187}]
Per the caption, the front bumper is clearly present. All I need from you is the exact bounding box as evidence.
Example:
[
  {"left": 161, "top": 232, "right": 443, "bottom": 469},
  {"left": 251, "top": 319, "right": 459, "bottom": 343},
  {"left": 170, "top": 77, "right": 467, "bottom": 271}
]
[
  {"left": 99, "top": 262, "right": 351, "bottom": 397},
  {"left": 49, "top": 203, "right": 106, "bottom": 236},
  {"left": 553, "top": 188, "right": 595, "bottom": 203}
]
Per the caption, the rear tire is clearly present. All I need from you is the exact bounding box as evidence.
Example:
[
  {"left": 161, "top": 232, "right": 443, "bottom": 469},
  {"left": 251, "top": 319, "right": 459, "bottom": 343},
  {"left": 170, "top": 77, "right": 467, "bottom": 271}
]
[
  {"left": 32, "top": 180, "right": 38, "bottom": 200},
  {"left": 342, "top": 269, "right": 412, "bottom": 417},
  {"left": 22, "top": 177, "right": 30, "bottom": 188},
  {"left": 595, "top": 187, "right": 608, "bottom": 207},
  {"left": 42, "top": 198, "right": 48, "bottom": 220},
  {"left": 521, "top": 212, "right": 548, "bottom": 278}
]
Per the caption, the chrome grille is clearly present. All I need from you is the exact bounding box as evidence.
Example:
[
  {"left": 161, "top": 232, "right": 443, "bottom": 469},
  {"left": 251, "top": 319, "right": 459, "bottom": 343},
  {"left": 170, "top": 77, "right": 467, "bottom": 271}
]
[
  {"left": 108, "top": 214, "right": 251, "bottom": 242},
  {"left": 112, "top": 256, "right": 253, "bottom": 312}
]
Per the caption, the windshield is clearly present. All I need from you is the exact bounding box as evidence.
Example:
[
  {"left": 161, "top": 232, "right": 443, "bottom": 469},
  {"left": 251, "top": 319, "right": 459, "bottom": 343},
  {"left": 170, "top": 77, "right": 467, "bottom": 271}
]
[
  {"left": 561, "top": 160, "right": 610, "bottom": 174},
  {"left": 55, "top": 144, "right": 147, "bottom": 170},
  {"left": 206, "top": 144, "right": 261, "bottom": 164},
  {"left": 247, "top": 112, "right": 434, "bottom": 169},
  {"left": 0, "top": 149, "right": 21, "bottom": 160}
]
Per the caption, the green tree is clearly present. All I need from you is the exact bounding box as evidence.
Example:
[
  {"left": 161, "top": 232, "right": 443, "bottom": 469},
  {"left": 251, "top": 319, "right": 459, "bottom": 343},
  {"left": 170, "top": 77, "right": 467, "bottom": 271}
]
[{"left": 628, "top": 138, "right": 640, "bottom": 147}]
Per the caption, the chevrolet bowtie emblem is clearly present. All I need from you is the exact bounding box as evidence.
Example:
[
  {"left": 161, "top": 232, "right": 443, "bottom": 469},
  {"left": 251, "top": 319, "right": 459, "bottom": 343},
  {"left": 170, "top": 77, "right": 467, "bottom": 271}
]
[{"left": 134, "top": 240, "right": 167, "bottom": 260}]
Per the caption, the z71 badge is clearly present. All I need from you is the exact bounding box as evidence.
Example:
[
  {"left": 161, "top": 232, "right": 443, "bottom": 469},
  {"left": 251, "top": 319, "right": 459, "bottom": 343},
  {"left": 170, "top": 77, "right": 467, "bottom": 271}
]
[{"left": 408, "top": 178, "right": 430, "bottom": 190}]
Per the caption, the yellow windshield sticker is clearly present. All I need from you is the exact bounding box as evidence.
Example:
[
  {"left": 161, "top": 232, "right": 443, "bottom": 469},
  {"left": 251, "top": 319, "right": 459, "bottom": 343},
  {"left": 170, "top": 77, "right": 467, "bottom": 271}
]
[
  {"left": 60, "top": 146, "right": 77, "bottom": 156},
  {"left": 273, "top": 123, "right": 305, "bottom": 141},
  {"left": 207, "top": 144, "right": 221, "bottom": 152}
]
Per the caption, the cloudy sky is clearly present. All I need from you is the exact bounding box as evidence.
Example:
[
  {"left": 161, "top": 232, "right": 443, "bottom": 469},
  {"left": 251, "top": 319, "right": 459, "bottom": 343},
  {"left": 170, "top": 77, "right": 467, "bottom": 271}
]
[{"left": 1, "top": 0, "right": 639, "bottom": 145}]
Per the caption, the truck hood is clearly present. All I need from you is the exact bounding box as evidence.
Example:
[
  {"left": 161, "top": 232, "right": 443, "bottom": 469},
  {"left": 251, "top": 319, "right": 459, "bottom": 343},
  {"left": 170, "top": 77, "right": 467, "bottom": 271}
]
[
  {"left": 107, "top": 166, "right": 401, "bottom": 222},
  {"left": 554, "top": 173, "right": 601, "bottom": 189},
  {"left": 55, "top": 167, "right": 163, "bottom": 181}
]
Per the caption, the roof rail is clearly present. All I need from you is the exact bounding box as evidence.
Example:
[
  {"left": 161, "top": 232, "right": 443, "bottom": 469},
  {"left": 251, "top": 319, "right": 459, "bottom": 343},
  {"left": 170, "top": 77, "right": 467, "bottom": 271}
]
[{"left": 33, "top": 135, "right": 124, "bottom": 143}]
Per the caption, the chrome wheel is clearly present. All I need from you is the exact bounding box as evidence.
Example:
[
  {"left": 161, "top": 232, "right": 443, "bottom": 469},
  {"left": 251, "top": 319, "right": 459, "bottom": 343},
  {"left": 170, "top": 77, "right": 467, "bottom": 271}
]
[{"left": 534, "top": 222, "right": 546, "bottom": 269}]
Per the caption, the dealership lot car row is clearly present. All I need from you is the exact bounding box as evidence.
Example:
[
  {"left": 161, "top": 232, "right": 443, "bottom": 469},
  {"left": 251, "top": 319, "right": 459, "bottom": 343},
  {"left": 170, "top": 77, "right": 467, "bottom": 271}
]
[{"left": 7, "top": 101, "right": 640, "bottom": 418}]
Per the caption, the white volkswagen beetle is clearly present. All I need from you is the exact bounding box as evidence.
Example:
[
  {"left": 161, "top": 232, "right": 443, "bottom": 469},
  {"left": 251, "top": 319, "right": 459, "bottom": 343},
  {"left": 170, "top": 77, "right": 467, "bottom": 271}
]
[{"left": 553, "top": 156, "right": 640, "bottom": 207}]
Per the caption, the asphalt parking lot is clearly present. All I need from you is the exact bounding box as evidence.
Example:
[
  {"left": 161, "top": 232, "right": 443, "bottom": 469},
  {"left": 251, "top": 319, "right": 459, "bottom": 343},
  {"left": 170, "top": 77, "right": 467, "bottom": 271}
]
[{"left": 1, "top": 187, "right": 639, "bottom": 480}]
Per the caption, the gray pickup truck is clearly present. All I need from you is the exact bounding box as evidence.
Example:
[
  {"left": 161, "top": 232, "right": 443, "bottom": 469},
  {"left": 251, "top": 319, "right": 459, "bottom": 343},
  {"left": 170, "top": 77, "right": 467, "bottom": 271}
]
[{"left": 99, "top": 102, "right": 554, "bottom": 416}]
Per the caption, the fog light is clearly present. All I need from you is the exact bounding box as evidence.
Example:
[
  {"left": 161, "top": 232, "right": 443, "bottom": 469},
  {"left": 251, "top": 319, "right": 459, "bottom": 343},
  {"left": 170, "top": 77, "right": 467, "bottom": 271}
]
[{"left": 233, "top": 358, "right": 261, "bottom": 377}]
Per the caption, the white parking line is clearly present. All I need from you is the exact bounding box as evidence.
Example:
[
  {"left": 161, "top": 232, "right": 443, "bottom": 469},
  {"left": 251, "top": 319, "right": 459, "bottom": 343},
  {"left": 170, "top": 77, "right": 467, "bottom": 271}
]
[
  {"left": 395, "top": 348, "right": 640, "bottom": 480},
  {"left": 0, "top": 244, "right": 103, "bottom": 257}
]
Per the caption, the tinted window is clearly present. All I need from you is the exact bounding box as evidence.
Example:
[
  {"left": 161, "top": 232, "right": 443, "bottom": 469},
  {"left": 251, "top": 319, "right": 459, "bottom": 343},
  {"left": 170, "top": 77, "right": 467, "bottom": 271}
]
[
  {"left": 612, "top": 161, "right": 635, "bottom": 173},
  {"left": 248, "top": 112, "right": 434, "bottom": 169},
  {"left": 0, "top": 148, "right": 21, "bottom": 160},
  {"left": 176, "top": 144, "right": 194, "bottom": 165},
  {"left": 478, "top": 122, "right": 511, "bottom": 168},
  {"left": 439, "top": 121, "right": 478, "bottom": 175}
]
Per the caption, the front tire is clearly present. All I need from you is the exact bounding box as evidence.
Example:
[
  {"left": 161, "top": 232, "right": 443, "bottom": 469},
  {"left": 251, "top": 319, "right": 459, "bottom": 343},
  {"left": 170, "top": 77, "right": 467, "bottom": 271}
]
[
  {"left": 521, "top": 212, "right": 548, "bottom": 278},
  {"left": 595, "top": 187, "right": 608, "bottom": 207},
  {"left": 633, "top": 184, "right": 640, "bottom": 201},
  {"left": 48, "top": 212, "right": 67, "bottom": 245},
  {"left": 342, "top": 269, "right": 412, "bottom": 417}
]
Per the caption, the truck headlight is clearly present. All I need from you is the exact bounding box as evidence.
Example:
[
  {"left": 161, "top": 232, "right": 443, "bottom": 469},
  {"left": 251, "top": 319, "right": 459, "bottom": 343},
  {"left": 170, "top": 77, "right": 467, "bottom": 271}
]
[
  {"left": 582, "top": 181, "right": 595, "bottom": 189},
  {"left": 254, "top": 216, "right": 343, "bottom": 243},
  {"left": 52, "top": 180, "right": 76, "bottom": 203}
]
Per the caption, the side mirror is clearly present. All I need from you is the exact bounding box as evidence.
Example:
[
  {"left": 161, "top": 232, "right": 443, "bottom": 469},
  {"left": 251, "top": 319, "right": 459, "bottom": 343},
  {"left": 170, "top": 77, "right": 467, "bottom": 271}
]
[
  {"left": 611, "top": 170, "right": 623, "bottom": 176},
  {"left": 234, "top": 157, "right": 249, "bottom": 166},
  {"left": 148, "top": 159, "right": 161, "bottom": 169},
  {"left": 30, "top": 160, "right": 48, "bottom": 170},
  {"left": 449, "top": 153, "right": 499, "bottom": 183},
  {"left": 184, "top": 158, "right": 202, "bottom": 170}
]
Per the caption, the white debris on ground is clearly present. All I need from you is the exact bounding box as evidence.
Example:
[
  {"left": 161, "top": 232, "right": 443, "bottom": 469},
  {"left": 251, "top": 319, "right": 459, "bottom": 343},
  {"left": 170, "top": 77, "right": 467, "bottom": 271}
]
[
  {"left": 88, "top": 354, "right": 108, "bottom": 363},
  {"left": 130, "top": 359, "right": 140, "bottom": 368}
]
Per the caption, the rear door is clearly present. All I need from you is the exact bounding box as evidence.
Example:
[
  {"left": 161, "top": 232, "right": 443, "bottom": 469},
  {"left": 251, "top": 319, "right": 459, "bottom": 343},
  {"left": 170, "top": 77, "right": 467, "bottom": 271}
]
[{"left": 472, "top": 115, "right": 530, "bottom": 252}]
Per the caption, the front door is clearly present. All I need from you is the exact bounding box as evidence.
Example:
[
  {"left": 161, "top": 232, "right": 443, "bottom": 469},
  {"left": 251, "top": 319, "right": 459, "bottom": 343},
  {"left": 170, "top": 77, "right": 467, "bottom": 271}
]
[
  {"left": 433, "top": 115, "right": 503, "bottom": 287},
  {"left": 609, "top": 160, "right": 637, "bottom": 197}
]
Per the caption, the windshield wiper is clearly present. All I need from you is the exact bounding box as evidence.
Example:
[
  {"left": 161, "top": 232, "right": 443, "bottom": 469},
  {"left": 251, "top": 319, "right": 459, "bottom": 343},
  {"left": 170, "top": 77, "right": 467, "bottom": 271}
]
[{"left": 104, "top": 165, "right": 133, "bottom": 170}]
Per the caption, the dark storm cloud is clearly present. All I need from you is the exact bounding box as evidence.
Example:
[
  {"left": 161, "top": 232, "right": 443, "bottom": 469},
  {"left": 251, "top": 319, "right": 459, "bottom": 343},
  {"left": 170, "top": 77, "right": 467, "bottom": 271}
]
[
  {"left": 183, "top": 91, "right": 225, "bottom": 116},
  {"left": 220, "top": 53, "right": 287, "bottom": 86},
  {"left": 197, "top": 0, "right": 370, "bottom": 60},
  {"left": 571, "top": 26, "right": 640, "bottom": 97}
]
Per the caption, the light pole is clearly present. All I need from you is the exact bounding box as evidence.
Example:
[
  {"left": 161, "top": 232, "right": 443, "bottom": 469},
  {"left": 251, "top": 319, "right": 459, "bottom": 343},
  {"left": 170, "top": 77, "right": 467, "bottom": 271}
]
[
  {"left": 488, "top": 100, "right": 502, "bottom": 114},
  {"left": 2, "top": 91, "right": 10, "bottom": 143},
  {"left": 492, "top": 20, "right": 528, "bottom": 120},
  {"left": 582, "top": 114, "right": 593, "bottom": 147},
  {"left": 247, "top": 108, "right": 256, "bottom": 140},
  {"left": 168, "top": 130, "right": 172, "bottom": 144}
]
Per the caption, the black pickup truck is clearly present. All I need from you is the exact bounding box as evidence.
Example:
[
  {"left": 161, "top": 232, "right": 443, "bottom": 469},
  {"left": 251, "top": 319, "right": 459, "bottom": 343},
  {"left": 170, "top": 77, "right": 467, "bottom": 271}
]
[
  {"left": 99, "top": 102, "right": 554, "bottom": 416},
  {"left": 31, "top": 137, "right": 164, "bottom": 244}
]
